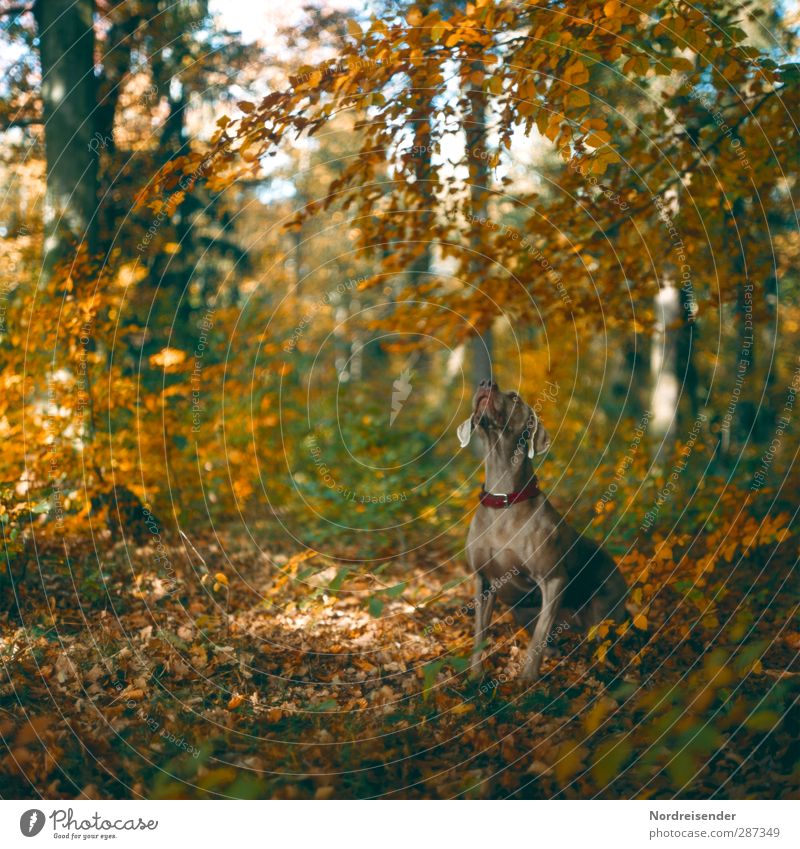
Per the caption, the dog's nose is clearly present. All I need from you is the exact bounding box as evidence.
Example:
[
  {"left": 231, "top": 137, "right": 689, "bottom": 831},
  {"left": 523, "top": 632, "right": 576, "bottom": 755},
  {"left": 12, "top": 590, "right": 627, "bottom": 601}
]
[{"left": 478, "top": 379, "right": 497, "bottom": 389}]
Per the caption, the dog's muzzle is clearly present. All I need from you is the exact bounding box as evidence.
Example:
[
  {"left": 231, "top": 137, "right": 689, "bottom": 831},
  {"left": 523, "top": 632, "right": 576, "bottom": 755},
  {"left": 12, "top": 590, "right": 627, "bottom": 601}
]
[{"left": 473, "top": 389, "right": 502, "bottom": 428}]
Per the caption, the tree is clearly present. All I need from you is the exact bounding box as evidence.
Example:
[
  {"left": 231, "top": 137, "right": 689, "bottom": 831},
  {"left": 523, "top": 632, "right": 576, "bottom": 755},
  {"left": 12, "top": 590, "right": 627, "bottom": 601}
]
[
  {"left": 33, "top": 0, "right": 98, "bottom": 283},
  {"left": 165, "top": 2, "right": 794, "bottom": 349}
]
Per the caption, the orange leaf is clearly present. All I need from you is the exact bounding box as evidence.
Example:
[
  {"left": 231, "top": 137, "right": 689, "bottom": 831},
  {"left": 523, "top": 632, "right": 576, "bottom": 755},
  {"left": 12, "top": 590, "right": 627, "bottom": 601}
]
[{"left": 227, "top": 693, "right": 245, "bottom": 710}]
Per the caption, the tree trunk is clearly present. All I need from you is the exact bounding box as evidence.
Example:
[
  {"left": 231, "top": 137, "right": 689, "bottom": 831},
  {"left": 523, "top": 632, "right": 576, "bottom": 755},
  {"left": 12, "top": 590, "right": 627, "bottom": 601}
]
[
  {"left": 96, "top": 3, "right": 147, "bottom": 241},
  {"left": 34, "top": 0, "right": 98, "bottom": 284},
  {"left": 611, "top": 329, "right": 647, "bottom": 421},
  {"left": 466, "top": 79, "right": 493, "bottom": 387},
  {"left": 650, "top": 282, "right": 681, "bottom": 459}
]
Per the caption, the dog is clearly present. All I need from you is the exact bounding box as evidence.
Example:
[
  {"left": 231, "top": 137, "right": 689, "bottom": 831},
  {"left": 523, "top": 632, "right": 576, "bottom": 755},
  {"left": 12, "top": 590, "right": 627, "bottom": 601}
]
[{"left": 457, "top": 380, "right": 628, "bottom": 682}]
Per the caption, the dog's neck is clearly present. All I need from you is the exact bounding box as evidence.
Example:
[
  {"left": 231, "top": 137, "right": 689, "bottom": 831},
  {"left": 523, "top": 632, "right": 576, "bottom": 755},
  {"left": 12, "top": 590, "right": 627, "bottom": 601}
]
[{"left": 482, "top": 442, "right": 534, "bottom": 494}]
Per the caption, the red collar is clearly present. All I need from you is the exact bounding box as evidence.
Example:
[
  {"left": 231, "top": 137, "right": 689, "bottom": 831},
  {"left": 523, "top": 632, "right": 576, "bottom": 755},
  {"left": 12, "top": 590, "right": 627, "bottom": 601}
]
[{"left": 479, "top": 478, "right": 541, "bottom": 508}]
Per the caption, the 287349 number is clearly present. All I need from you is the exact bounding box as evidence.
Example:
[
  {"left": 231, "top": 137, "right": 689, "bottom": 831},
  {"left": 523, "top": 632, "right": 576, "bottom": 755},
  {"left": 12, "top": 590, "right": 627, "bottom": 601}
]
[{"left": 733, "top": 828, "right": 781, "bottom": 838}]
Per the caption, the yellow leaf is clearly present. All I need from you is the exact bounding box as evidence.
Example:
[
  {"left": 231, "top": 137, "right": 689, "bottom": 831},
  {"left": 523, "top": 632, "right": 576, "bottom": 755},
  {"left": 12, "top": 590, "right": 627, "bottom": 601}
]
[
  {"left": 568, "top": 89, "right": 590, "bottom": 109},
  {"left": 214, "top": 572, "right": 228, "bottom": 586},
  {"left": 488, "top": 75, "right": 504, "bottom": 95},
  {"left": 406, "top": 7, "right": 423, "bottom": 26},
  {"left": 586, "top": 130, "right": 612, "bottom": 147},
  {"left": 346, "top": 19, "right": 362, "bottom": 40},
  {"left": 545, "top": 120, "right": 561, "bottom": 141},
  {"left": 238, "top": 100, "right": 255, "bottom": 113},
  {"left": 591, "top": 738, "right": 631, "bottom": 786},
  {"left": 603, "top": 0, "right": 620, "bottom": 17},
  {"left": 555, "top": 743, "right": 587, "bottom": 784},
  {"left": 227, "top": 693, "right": 245, "bottom": 710},
  {"left": 149, "top": 347, "right": 186, "bottom": 370},
  {"left": 584, "top": 697, "right": 616, "bottom": 734},
  {"left": 633, "top": 612, "right": 648, "bottom": 631},
  {"left": 124, "top": 689, "right": 145, "bottom": 702}
]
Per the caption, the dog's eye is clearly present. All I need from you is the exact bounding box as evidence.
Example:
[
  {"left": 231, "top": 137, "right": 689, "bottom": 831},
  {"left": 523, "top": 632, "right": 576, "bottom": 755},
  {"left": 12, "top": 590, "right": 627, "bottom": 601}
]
[{"left": 510, "top": 393, "right": 518, "bottom": 401}]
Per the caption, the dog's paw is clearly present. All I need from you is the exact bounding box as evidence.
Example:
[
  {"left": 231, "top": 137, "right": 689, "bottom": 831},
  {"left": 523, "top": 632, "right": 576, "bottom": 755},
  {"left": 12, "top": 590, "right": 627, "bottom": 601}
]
[{"left": 518, "top": 665, "right": 540, "bottom": 683}]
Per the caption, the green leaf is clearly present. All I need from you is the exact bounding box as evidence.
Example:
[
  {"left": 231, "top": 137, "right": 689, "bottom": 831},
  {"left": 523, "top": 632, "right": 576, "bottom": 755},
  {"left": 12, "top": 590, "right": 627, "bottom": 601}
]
[
  {"left": 447, "top": 655, "right": 471, "bottom": 673},
  {"left": 591, "top": 737, "right": 632, "bottom": 786},
  {"left": 422, "top": 660, "right": 444, "bottom": 700},
  {"left": 328, "top": 567, "right": 351, "bottom": 593},
  {"left": 309, "top": 698, "right": 338, "bottom": 713},
  {"left": 384, "top": 582, "right": 406, "bottom": 599},
  {"left": 746, "top": 710, "right": 780, "bottom": 732}
]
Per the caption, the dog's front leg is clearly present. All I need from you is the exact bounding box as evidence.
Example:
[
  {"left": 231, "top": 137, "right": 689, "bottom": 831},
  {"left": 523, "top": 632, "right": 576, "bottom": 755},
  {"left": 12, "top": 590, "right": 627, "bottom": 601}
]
[
  {"left": 520, "top": 572, "right": 565, "bottom": 683},
  {"left": 470, "top": 573, "right": 497, "bottom": 679}
]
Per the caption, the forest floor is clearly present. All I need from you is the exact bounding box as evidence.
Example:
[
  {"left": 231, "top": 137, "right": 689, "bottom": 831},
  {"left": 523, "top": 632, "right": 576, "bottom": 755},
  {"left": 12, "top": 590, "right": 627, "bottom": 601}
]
[{"left": 1, "top": 500, "right": 798, "bottom": 799}]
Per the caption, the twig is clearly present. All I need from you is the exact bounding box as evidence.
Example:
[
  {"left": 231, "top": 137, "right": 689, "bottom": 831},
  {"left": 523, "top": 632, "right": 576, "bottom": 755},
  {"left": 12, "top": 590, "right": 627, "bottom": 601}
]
[{"left": 178, "top": 528, "right": 207, "bottom": 570}]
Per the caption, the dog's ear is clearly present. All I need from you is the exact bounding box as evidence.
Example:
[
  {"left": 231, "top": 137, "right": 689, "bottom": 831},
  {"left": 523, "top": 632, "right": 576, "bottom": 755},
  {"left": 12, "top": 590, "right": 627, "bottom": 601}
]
[
  {"left": 456, "top": 418, "right": 473, "bottom": 448},
  {"left": 527, "top": 411, "right": 551, "bottom": 458}
]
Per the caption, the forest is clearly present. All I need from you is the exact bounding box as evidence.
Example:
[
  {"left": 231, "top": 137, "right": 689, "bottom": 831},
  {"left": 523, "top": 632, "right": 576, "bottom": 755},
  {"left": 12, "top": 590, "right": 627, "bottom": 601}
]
[{"left": 0, "top": 0, "right": 798, "bottom": 800}]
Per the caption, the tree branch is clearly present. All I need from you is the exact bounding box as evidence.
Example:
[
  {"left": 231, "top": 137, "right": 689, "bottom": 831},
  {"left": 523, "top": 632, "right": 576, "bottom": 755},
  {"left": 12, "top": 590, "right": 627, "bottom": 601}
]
[{"left": 596, "top": 89, "right": 778, "bottom": 240}]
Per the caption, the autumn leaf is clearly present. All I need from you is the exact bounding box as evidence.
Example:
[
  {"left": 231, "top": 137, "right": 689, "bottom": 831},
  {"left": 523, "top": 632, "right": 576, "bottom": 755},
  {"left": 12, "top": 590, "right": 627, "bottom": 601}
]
[
  {"left": 227, "top": 693, "right": 245, "bottom": 710},
  {"left": 149, "top": 347, "right": 187, "bottom": 370}
]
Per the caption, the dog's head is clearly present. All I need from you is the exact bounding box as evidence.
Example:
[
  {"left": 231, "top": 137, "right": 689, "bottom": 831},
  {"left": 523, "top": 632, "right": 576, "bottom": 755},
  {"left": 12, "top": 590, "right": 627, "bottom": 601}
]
[{"left": 457, "top": 380, "right": 551, "bottom": 459}]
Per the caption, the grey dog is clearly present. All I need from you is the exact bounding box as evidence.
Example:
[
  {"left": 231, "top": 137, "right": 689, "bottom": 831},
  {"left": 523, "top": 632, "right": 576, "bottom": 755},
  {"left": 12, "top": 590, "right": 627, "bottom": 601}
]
[{"left": 458, "top": 380, "right": 628, "bottom": 682}]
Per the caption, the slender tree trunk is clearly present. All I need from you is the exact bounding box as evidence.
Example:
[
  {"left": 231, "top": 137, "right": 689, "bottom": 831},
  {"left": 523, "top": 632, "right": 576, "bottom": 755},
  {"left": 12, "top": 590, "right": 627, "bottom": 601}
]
[
  {"left": 466, "top": 78, "right": 493, "bottom": 387},
  {"left": 407, "top": 0, "right": 435, "bottom": 286},
  {"left": 611, "top": 329, "right": 647, "bottom": 420},
  {"left": 96, "top": 3, "right": 147, "bottom": 241},
  {"left": 470, "top": 329, "right": 493, "bottom": 387},
  {"left": 650, "top": 282, "right": 681, "bottom": 459},
  {"left": 405, "top": 44, "right": 436, "bottom": 390},
  {"left": 34, "top": 0, "right": 98, "bottom": 284},
  {"left": 676, "top": 282, "right": 699, "bottom": 419}
]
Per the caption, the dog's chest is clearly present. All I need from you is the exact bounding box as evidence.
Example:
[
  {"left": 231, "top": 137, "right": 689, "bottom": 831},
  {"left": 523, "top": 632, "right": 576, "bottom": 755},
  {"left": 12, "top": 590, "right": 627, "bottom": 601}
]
[{"left": 468, "top": 499, "right": 562, "bottom": 586}]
